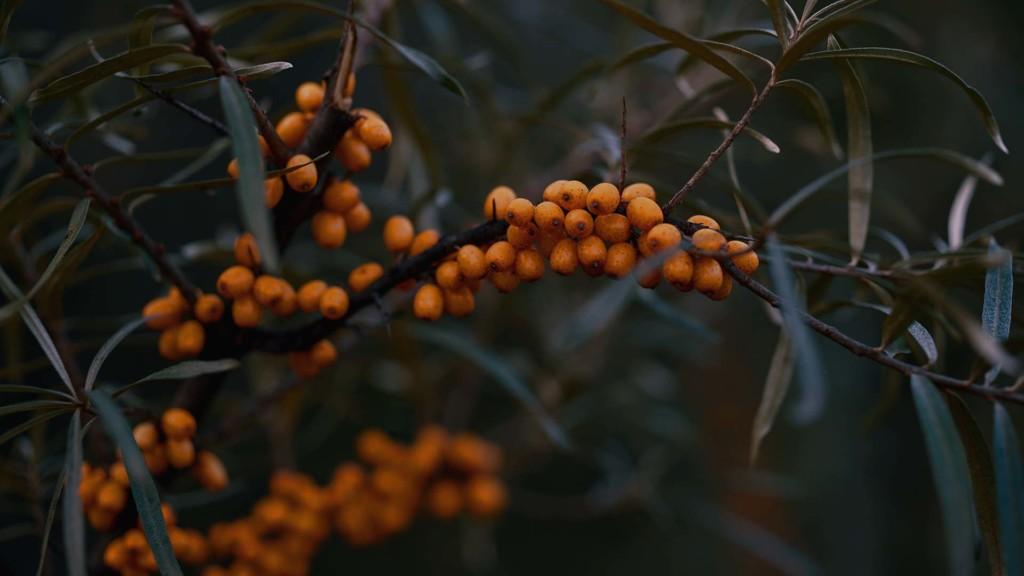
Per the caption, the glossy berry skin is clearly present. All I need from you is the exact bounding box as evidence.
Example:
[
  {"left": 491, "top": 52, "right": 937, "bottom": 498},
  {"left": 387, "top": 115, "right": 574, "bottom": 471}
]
[
  {"left": 162, "top": 408, "right": 197, "bottom": 440},
  {"left": 514, "top": 249, "right": 545, "bottom": 282},
  {"left": 286, "top": 154, "right": 318, "bottom": 192},
  {"left": 142, "top": 298, "right": 181, "bottom": 330},
  {"left": 409, "top": 230, "right": 440, "bottom": 256},
  {"left": 344, "top": 202, "right": 373, "bottom": 233},
  {"left": 687, "top": 214, "right": 720, "bottom": 230},
  {"left": 297, "top": 280, "right": 328, "bottom": 313},
  {"left": 217, "top": 266, "right": 255, "bottom": 299},
  {"left": 234, "top": 233, "right": 261, "bottom": 267},
  {"left": 644, "top": 223, "right": 682, "bottom": 254},
  {"left": 626, "top": 197, "right": 663, "bottom": 231},
  {"left": 443, "top": 287, "right": 475, "bottom": 317},
  {"left": 577, "top": 236, "right": 607, "bottom": 276},
  {"left": 336, "top": 132, "right": 372, "bottom": 172},
  {"left": 726, "top": 240, "right": 759, "bottom": 275},
  {"left": 348, "top": 263, "right": 384, "bottom": 292},
  {"left": 383, "top": 216, "right": 415, "bottom": 252},
  {"left": 586, "top": 183, "right": 620, "bottom": 215},
  {"left": 564, "top": 209, "right": 594, "bottom": 239},
  {"left": 622, "top": 182, "right": 656, "bottom": 203},
  {"left": 310, "top": 339, "right": 338, "bottom": 367},
  {"left": 662, "top": 251, "right": 694, "bottom": 290},
  {"left": 276, "top": 112, "right": 310, "bottom": 148},
  {"left": 483, "top": 186, "right": 517, "bottom": 220},
  {"left": 505, "top": 198, "right": 535, "bottom": 227},
  {"left": 489, "top": 270, "right": 520, "bottom": 293},
  {"left": 550, "top": 239, "right": 578, "bottom": 275},
  {"left": 485, "top": 241, "right": 516, "bottom": 272},
  {"left": 312, "top": 211, "right": 348, "bottom": 249},
  {"left": 507, "top": 223, "right": 539, "bottom": 249},
  {"left": 692, "top": 228, "right": 726, "bottom": 252},
  {"left": 232, "top": 296, "right": 262, "bottom": 327},
  {"left": 323, "top": 179, "right": 361, "bottom": 213},
  {"left": 357, "top": 117, "right": 392, "bottom": 150},
  {"left": 457, "top": 245, "right": 488, "bottom": 280},
  {"left": 264, "top": 178, "right": 284, "bottom": 208},
  {"left": 555, "top": 180, "right": 588, "bottom": 211},
  {"left": 435, "top": 261, "right": 464, "bottom": 290},
  {"left": 693, "top": 257, "right": 724, "bottom": 294},
  {"left": 709, "top": 275, "right": 733, "bottom": 301},
  {"left": 175, "top": 320, "right": 205, "bottom": 357},
  {"left": 319, "top": 287, "right": 350, "bottom": 319},
  {"left": 533, "top": 201, "right": 565, "bottom": 232},
  {"left": 604, "top": 242, "right": 637, "bottom": 278},
  {"left": 594, "top": 213, "right": 631, "bottom": 243},
  {"left": 542, "top": 180, "right": 566, "bottom": 203},
  {"left": 413, "top": 284, "right": 444, "bottom": 321},
  {"left": 295, "top": 82, "right": 324, "bottom": 113}
]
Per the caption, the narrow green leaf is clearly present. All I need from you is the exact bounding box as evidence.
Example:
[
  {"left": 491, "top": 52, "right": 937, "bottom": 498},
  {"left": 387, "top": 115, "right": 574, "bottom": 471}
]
[
  {"left": 948, "top": 162, "right": 984, "bottom": 251},
  {"left": 764, "top": 0, "right": 791, "bottom": 48},
  {"left": 61, "top": 411, "right": 85, "bottom": 576},
  {"left": 993, "top": 403, "right": 1024, "bottom": 575},
  {"left": 609, "top": 42, "right": 676, "bottom": 71},
  {"left": 635, "top": 117, "right": 780, "bottom": 154},
  {"left": 31, "top": 44, "right": 190, "bottom": 103},
  {"left": 128, "top": 6, "right": 170, "bottom": 85},
  {"left": 777, "top": 0, "right": 878, "bottom": 72},
  {"left": 34, "top": 466, "right": 65, "bottom": 576},
  {"left": 85, "top": 315, "right": 150, "bottom": 391},
  {"left": 359, "top": 22, "right": 467, "bottom": 100},
  {"left": 0, "top": 265, "right": 74, "bottom": 395},
  {"left": 88, "top": 390, "right": 182, "bottom": 576},
  {"left": 0, "top": 408, "right": 73, "bottom": 446},
  {"left": 218, "top": 76, "right": 279, "bottom": 273},
  {"left": 982, "top": 240, "right": 1013, "bottom": 385},
  {"left": 801, "top": 47, "right": 1008, "bottom": 153},
  {"left": 0, "top": 0, "right": 22, "bottom": 45},
  {"left": 0, "top": 198, "right": 91, "bottom": 323},
  {"left": 776, "top": 79, "right": 843, "bottom": 158},
  {"left": 910, "top": 375, "right": 974, "bottom": 576},
  {"left": 599, "top": 0, "right": 755, "bottom": 93},
  {"left": 0, "top": 384, "right": 75, "bottom": 400},
  {"left": 553, "top": 278, "right": 634, "bottom": 353},
  {"left": 114, "top": 359, "right": 241, "bottom": 397},
  {"left": 0, "top": 400, "right": 72, "bottom": 417},
  {"left": 411, "top": 325, "right": 571, "bottom": 450},
  {"left": 750, "top": 330, "right": 795, "bottom": 465},
  {"left": 945, "top": 393, "right": 1003, "bottom": 576}
]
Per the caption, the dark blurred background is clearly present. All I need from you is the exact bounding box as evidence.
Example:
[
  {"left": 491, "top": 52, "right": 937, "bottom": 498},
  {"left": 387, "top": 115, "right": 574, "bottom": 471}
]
[{"left": 2, "top": 0, "right": 1023, "bottom": 574}]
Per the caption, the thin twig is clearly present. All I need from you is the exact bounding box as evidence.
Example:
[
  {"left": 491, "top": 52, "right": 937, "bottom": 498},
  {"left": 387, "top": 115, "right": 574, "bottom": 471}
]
[{"left": 129, "top": 77, "right": 229, "bottom": 136}]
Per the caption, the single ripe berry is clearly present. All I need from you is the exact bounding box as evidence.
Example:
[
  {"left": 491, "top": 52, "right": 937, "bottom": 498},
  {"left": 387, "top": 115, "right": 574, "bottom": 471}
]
[
  {"left": 483, "top": 186, "right": 517, "bottom": 220},
  {"left": 109, "top": 462, "right": 129, "bottom": 486},
  {"left": 269, "top": 283, "right": 297, "bottom": 317},
  {"left": 252, "top": 275, "right": 286, "bottom": 306},
  {"left": 464, "top": 475, "right": 508, "bottom": 518},
  {"left": 231, "top": 295, "right": 262, "bottom": 327},
  {"left": 295, "top": 81, "right": 324, "bottom": 113},
  {"left": 194, "top": 451, "right": 228, "bottom": 492},
  {"left": 457, "top": 245, "right": 488, "bottom": 280},
  {"left": 167, "top": 439, "right": 195, "bottom": 469},
  {"left": 605, "top": 242, "right": 637, "bottom": 278},
  {"left": 626, "top": 197, "right": 663, "bottom": 231},
  {"left": 276, "top": 112, "right": 310, "bottom": 148},
  {"left": 435, "top": 261, "right": 464, "bottom": 290},
  {"left": 564, "top": 209, "right": 594, "bottom": 239},
  {"left": 533, "top": 201, "right": 565, "bottom": 232},
  {"left": 409, "top": 229, "right": 440, "bottom": 256},
  {"left": 443, "top": 287, "right": 475, "bottom": 317},
  {"left": 485, "top": 241, "right": 516, "bottom": 272},
  {"left": 356, "top": 117, "right": 392, "bottom": 150},
  {"left": 310, "top": 339, "right": 338, "bottom": 368},
  {"left": 550, "top": 238, "right": 578, "bottom": 275},
  {"left": 687, "top": 214, "right": 720, "bottom": 230},
  {"left": 158, "top": 327, "right": 180, "bottom": 360},
  {"left": 488, "top": 270, "right": 520, "bottom": 293},
  {"left": 142, "top": 297, "right": 181, "bottom": 330},
  {"left": 413, "top": 283, "right": 444, "bottom": 321},
  {"left": 226, "top": 158, "right": 239, "bottom": 179},
  {"left": 257, "top": 136, "right": 270, "bottom": 158},
  {"left": 505, "top": 198, "right": 535, "bottom": 227},
  {"left": 349, "top": 262, "right": 384, "bottom": 292},
  {"left": 507, "top": 222, "right": 539, "bottom": 249},
  {"left": 555, "top": 180, "right": 588, "bottom": 211},
  {"left": 594, "top": 213, "right": 631, "bottom": 243},
  {"left": 344, "top": 202, "right": 372, "bottom": 233},
  {"left": 709, "top": 275, "right": 733, "bottom": 301},
  {"left": 693, "top": 257, "right": 724, "bottom": 294},
  {"left": 323, "top": 179, "right": 361, "bottom": 213},
  {"left": 297, "top": 280, "right": 328, "bottom": 313},
  {"left": 286, "top": 154, "right": 318, "bottom": 192},
  {"left": 312, "top": 210, "right": 348, "bottom": 248},
  {"left": 383, "top": 215, "right": 415, "bottom": 253},
  {"left": 645, "top": 223, "right": 682, "bottom": 254},
  {"left": 234, "top": 233, "right": 261, "bottom": 267},
  {"left": 726, "top": 240, "right": 759, "bottom": 275},
  {"left": 96, "top": 481, "right": 127, "bottom": 511},
  {"left": 514, "top": 249, "right": 545, "bottom": 282},
  {"left": 586, "top": 183, "right": 620, "bottom": 215},
  {"left": 662, "top": 251, "right": 694, "bottom": 290},
  {"left": 320, "top": 286, "right": 350, "bottom": 319},
  {"left": 216, "top": 266, "right": 255, "bottom": 299},
  {"left": 577, "top": 235, "right": 607, "bottom": 276},
  {"left": 175, "top": 320, "right": 205, "bottom": 357},
  {"left": 132, "top": 422, "right": 159, "bottom": 451},
  {"left": 425, "top": 480, "right": 463, "bottom": 519},
  {"left": 622, "top": 182, "right": 656, "bottom": 203},
  {"left": 542, "top": 180, "right": 565, "bottom": 203},
  {"left": 162, "top": 408, "right": 197, "bottom": 440},
  {"left": 335, "top": 132, "right": 372, "bottom": 172},
  {"left": 264, "top": 178, "right": 284, "bottom": 208},
  {"left": 691, "top": 227, "right": 726, "bottom": 252}
]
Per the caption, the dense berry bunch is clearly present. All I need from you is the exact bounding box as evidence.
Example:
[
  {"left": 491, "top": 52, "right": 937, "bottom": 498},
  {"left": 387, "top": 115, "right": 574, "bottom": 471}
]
[
  {"left": 102, "top": 503, "right": 209, "bottom": 575},
  {"left": 128, "top": 409, "right": 228, "bottom": 489}
]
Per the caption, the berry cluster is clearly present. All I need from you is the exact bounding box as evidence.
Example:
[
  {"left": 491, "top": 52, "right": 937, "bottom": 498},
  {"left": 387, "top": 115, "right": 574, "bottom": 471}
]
[
  {"left": 130, "top": 409, "right": 228, "bottom": 490},
  {"left": 103, "top": 504, "right": 209, "bottom": 575},
  {"left": 141, "top": 287, "right": 214, "bottom": 361}
]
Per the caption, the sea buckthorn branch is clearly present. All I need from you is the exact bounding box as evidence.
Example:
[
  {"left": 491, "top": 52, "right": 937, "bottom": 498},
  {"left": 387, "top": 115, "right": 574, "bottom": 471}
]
[
  {"left": 170, "top": 0, "right": 292, "bottom": 165},
  {"left": 128, "top": 76, "right": 229, "bottom": 136}
]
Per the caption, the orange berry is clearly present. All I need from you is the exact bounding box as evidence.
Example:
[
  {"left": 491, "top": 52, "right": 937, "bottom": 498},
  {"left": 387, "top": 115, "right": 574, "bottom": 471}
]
[
  {"left": 594, "top": 213, "right": 631, "bottom": 243},
  {"left": 447, "top": 434, "right": 501, "bottom": 473},
  {"left": 162, "top": 408, "right": 196, "bottom": 440},
  {"left": 285, "top": 154, "right": 318, "bottom": 192},
  {"left": 577, "top": 236, "right": 607, "bottom": 276},
  {"left": 622, "top": 182, "right": 656, "bottom": 203},
  {"left": 234, "top": 233, "right": 261, "bottom": 267},
  {"left": 109, "top": 461, "right": 129, "bottom": 486},
  {"left": 343, "top": 202, "right": 372, "bottom": 233},
  {"left": 323, "top": 179, "right": 361, "bottom": 213},
  {"left": 514, "top": 249, "right": 545, "bottom": 282},
  {"left": 505, "top": 197, "right": 535, "bottom": 226},
  {"left": 310, "top": 339, "right": 338, "bottom": 368},
  {"left": 276, "top": 112, "right": 310, "bottom": 148},
  {"left": 226, "top": 158, "right": 239, "bottom": 179},
  {"left": 708, "top": 274, "right": 733, "bottom": 301},
  {"left": 687, "top": 214, "right": 720, "bottom": 230},
  {"left": 103, "top": 540, "right": 129, "bottom": 569},
  {"left": 257, "top": 135, "right": 270, "bottom": 158},
  {"left": 691, "top": 227, "right": 726, "bottom": 252},
  {"left": 409, "top": 229, "right": 440, "bottom": 257},
  {"left": 662, "top": 251, "right": 694, "bottom": 290},
  {"left": 586, "top": 182, "right": 620, "bottom": 215},
  {"left": 605, "top": 242, "right": 637, "bottom": 278},
  {"left": 216, "top": 265, "right": 255, "bottom": 299},
  {"left": 133, "top": 422, "right": 159, "bottom": 451},
  {"left": 443, "top": 286, "right": 475, "bottom": 317},
  {"left": 464, "top": 475, "right": 507, "bottom": 518},
  {"left": 231, "top": 295, "right": 262, "bottom": 327},
  {"left": 160, "top": 503, "right": 176, "bottom": 527},
  {"left": 142, "top": 297, "right": 181, "bottom": 330},
  {"left": 507, "top": 222, "right": 539, "bottom": 249},
  {"left": 193, "top": 294, "right": 224, "bottom": 324},
  {"left": 726, "top": 240, "right": 759, "bottom": 275},
  {"left": 485, "top": 241, "right": 516, "bottom": 272},
  {"left": 356, "top": 117, "right": 392, "bottom": 150},
  {"left": 533, "top": 201, "right": 565, "bottom": 232},
  {"left": 637, "top": 267, "right": 661, "bottom": 289},
  {"left": 88, "top": 507, "right": 116, "bottom": 531},
  {"left": 250, "top": 275, "right": 283, "bottom": 307},
  {"left": 457, "top": 245, "right": 488, "bottom": 280},
  {"left": 319, "top": 286, "right": 350, "bottom": 319},
  {"left": 167, "top": 438, "right": 196, "bottom": 469},
  {"left": 383, "top": 215, "right": 415, "bottom": 252},
  {"left": 542, "top": 179, "right": 566, "bottom": 203},
  {"left": 312, "top": 210, "right": 348, "bottom": 248},
  {"left": 645, "top": 223, "right": 682, "bottom": 254},
  {"left": 297, "top": 280, "right": 328, "bottom": 313},
  {"left": 413, "top": 283, "right": 444, "bottom": 321},
  {"left": 175, "top": 320, "right": 204, "bottom": 358},
  {"left": 556, "top": 180, "right": 588, "bottom": 211},
  {"left": 435, "top": 261, "right": 464, "bottom": 290},
  {"left": 489, "top": 270, "right": 520, "bottom": 293},
  {"left": 356, "top": 429, "right": 404, "bottom": 466},
  {"left": 167, "top": 287, "right": 189, "bottom": 313},
  {"left": 158, "top": 326, "right": 181, "bottom": 360},
  {"left": 626, "top": 197, "right": 663, "bottom": 231},
  {"left": 295, "top": 81, "right": 324, "bottom": 113},
  {"left": 348, "top": 262, "right": 384, "bottom": 292},
  {"left": 537, "top": 228, "right": 564, "bottom": 258},
  {"left": 424, "top": 480, "right": 462, "bottom": 519},
  {"left": 564, "top": 208, "right": 594, "bottom": 239},
  {"left": 335, "top": 132, "right": 372, "bottom": 172},
  {"left": 144, "top": 446, "right": 168, "bottom": 475},
  {"left": 693, "top": 257, "right": 724, "bottom": 294},
  {"left": 483, "top": 186, "right": 517, "bottom": 220},
  {"left": 96, "top": 481, "right": 127, "bottom": 511},
  {"left": 550, "top": 238, "right": 578, "bottom": 275},
  {"left": 264, "top": 177, "right": 284, "bottom": 208}
]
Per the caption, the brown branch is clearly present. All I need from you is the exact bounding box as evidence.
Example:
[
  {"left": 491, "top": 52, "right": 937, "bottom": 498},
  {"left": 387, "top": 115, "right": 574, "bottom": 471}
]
[
  {"left": 129, "top": 77, "right": 228, "bottom": 136},
  {"left": 170, "top": 0, "right": 291, "bottom": 166}
]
